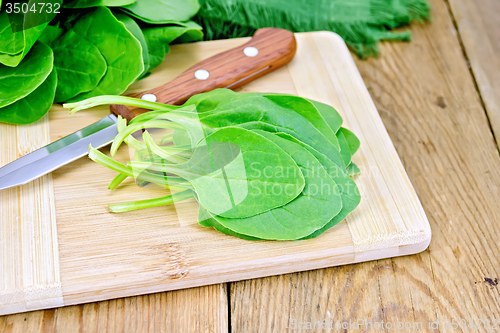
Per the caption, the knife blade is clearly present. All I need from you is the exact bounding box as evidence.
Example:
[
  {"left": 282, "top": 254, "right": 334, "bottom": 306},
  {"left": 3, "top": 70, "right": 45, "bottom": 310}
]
[{"left": 0, "top": 28, "right": 296, "bottom": 191}]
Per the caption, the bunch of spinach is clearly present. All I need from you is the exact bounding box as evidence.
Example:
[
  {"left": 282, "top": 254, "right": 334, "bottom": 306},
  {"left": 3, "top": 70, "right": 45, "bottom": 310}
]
[
  {"left": 65, "top": 89, "right": 362, "bottom": 241},
  {"left": 0, "top": 0, "right": 202, "bottom": 124}
]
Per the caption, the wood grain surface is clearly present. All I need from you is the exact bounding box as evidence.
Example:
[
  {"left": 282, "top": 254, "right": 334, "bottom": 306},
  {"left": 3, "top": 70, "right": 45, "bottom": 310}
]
[
  {"left": 1, "top": 30, "right": 430, "bottom": 317},
  {"left": 0, "top": 115, "right": 63, "bottom": 315},
  {"left": 447, "top": 0, "right": 500, "bottom": 145},
  {"left": 1, "top": 0, "right": 499, "bottom": 330},
  {"left": 230, "top": 0, "right": 500, "bottom": 331}
]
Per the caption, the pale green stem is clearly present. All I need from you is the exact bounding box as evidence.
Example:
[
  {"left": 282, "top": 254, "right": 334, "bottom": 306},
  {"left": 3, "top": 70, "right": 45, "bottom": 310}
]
[
  {"left": 89, "top": 146, "right": 191, "bottom": 190},
  {"left": 143, "top": 131, "right": 187, "bottom": 164},
  {"left": 108, "top": 189, "right": 195, "bottom": 213},
  {"left": 63, "top": 95, "right": 179, "bottom": 114},
  {"left": 160, "top": 133, "right": 174, "bottom": 145},
  {"left": 108, "top": 173, "right": 128, "bottom": 190},
  {"left": 110, "top": 120, "right": 175, "bottom": 156}
]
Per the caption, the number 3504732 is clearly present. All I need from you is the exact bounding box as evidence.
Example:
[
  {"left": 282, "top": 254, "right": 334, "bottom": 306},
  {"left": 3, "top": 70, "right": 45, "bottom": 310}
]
[{"left": 5, "top": 2, "right": 61, "bottom": 14}]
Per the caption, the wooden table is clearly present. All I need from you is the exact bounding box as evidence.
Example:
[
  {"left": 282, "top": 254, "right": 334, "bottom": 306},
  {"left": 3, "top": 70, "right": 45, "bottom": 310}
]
[{"left": 1, "top": 0, "right": 499, "bottom": 330}]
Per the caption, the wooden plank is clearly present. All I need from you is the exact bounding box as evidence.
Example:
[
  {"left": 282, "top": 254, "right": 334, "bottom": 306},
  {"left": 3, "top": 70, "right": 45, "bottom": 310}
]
[
  {"left": 0, "top": 115, "right": 63, "bottom": 315},
  {"left": 447, "top": 0, "right": 500, "bottom": 145},
  {"left": 231, "top": 0, "right": 500, "bottom": 331},
  {"left": 0, "top": 285, "right": 229, "bottom": 333}
]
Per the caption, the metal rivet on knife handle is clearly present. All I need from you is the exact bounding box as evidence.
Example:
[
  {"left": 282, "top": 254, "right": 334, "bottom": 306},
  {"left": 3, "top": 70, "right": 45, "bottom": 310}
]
[
  {"left": 110, "top": 28, "right": 297, "bottom": 122},
  {"left": 244, "top": 47, "right": 259, "bottom": 57},
  {"left": 141, "top": 94, "right": 157, "bottom": 102},
  {"left": 194, "top": 69, "right": 210, "bottom": 80}
]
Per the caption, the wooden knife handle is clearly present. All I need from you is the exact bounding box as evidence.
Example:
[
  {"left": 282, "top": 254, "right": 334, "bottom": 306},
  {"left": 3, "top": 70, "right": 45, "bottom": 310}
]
[{"left": 110, "top": 28, "right": 296, "bottom": 122}]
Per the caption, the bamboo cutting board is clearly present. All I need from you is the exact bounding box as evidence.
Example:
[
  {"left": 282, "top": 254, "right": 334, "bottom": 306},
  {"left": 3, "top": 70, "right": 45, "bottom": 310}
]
[{"left": 0, "top": 32, "right": 431, "bottom": 315}]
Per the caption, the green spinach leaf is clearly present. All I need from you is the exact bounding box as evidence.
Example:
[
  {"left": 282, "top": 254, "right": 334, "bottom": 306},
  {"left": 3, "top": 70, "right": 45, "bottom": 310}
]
[
  {"left": 68, "top": 7, "right": 144, "bottom": 101},
  {"left": 0, "top": 11, "right": 48, "bottom": 67},
  {"left": 19, "top": 0, "right": 61, "bottom": 32},
  {"left": 275, "top": 134, "right": 360, "bottom": 240},
  {"left": 263, "top": 94, "right": 340, "bottom": 148},
  {"left": 0, "top": 68, "right": 57, "bottom": 124},
  {"left": 339, "top": 127, "right": 361, "bottom": 156},
  {"left": 0, "top": 42, "right": 53, "bottom": 108},
  {"left": 37, "top": 25, "right": 64, "bottom": 46},
  {"left": 183, "top": 88, "right": 240, "bottom": 112},
  {"left": 121, "top": 0, "right": 199, "bottom": 24},
  {"left": 201, "top": 132, "right": 361, "bottom": 240},
  {"left": 51, "top": 29, "right": 107, "bottom": 102},
  {"left": 307, "top": 99, "right": 343, "bottom": 134},
  {"left": 142, "top": 21, "right": 203, "bottom": 74},
  {"left": 64, "top": 0, "right": 136, "bottom": 8},
  {"left": 193, "top": 94, "right": 347, "bottom": 170},
  {"left": 198, "top": 206, "right": 262, "bottom": 241},
  {"left": 113, "top": 12, "right": 150, "bottom": 79},
  {"left": 346, "top": 162, "right": 361, "bottom": 176},
  {"left": 129, "top": 126, "right": 305, "bottom": 218},
  {"left": 336, "top": 130, "right": 352, "bottom": 167},
  {"left": 0, "top": 12, "right": 25, "bottom": 55},
  {"left": 131, "top": 90, "right": 347, "bottom": 171},
  {"left": 201, "top": 131, "right": 342, "bottom": 240}
]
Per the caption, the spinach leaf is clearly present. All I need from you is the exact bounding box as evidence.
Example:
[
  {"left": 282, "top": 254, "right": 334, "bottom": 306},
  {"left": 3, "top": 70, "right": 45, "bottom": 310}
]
[
  {"left": 193, "top": 95, "right": 347, "bottom": 170},
  {"left": 186, "top": 91, "right": 342, "bottom": 150},
  {"left": 37, "top": 25, "right": 64, "bottom": 46},
  {"left": 263, "top": 94, "right": 340, "bottom": 148},
  {"left": 132, "top": 90, "right": 347, "bottom": 170},
  {"left": 0, "top": 12, "right": 25, "bottom": 55},
  {"left": 113, "top": 12, "right": 150, "bottom": 79},
  {"left": 198, "top": 206, "right": 262, "bottom": 241},
  {"left": 121, "top": 0, "right": 199, "bottom": 24},
  {"left": 306, "top": 99, "right": 343, "bottom": 134},
  {"left": 129, "top": 127, "right": 305, "bottom": 218},
  {"left": 339, "top": 127, "right": 361, "bottom": 156},
  {"left": 201, "top": 132, "right": 361, "bottom": 240},
  {"left": 274, "top": 134, "right": 360, "bottom": 240},
  {"left": 68, "top": 7, "right": 144, "bottom": 101},
  {"left": 64, "top": 0, "right": 136, "bottom": 8},
  {"left": 0, "top": 68, "right": 57, "bottom": 124},
  {"left": 183, "top": 88, "right": 240, "bottom": 112},
  {"left": 19, "top": 0, "right": 61, "bottom": 31},
  {"left": 142, "top": 21, "right": 203, "bottom": 74},
  {"left": 0, "top": 11, "right": 48, "bottom": 67},
  {"left": 0, "top": 42, "right": 53, "bottom": 108},
  {"left": 346, "top": 162, "right": 361, "bottom": 177},
  {"left": 168, "top": 21, "right": 204, "bottom": 44},
  {"left": 51, "top": 29, "right": 107, "bottom": 102},
  {"left": 201, "top": 131, "right": 342, "bottom": 240},
  {"left": 336, "top": 130, "right": 352, "bottom": 167}
]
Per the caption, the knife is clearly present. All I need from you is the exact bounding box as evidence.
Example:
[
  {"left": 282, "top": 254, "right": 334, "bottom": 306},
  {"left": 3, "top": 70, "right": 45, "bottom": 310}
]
[{"left": 0, "top": 28, "right": 296, "bottom": 191}]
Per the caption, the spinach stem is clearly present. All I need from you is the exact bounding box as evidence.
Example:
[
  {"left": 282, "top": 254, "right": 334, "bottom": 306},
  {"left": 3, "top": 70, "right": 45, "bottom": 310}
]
[
  {"left": 89, "top": 145, "right": 191, "bottom": 190},
  {"left": 143, "top": 131, "right": 187, "bottom": 164},
  {"left": 110, "top": 120, "right": 178, "bottom": 156},
  {"left": 63, "top": 96, "right": 179, "bottom": 114},
  {"left": 128, "top": 104, "right": 197, "bottom": 125},
  {"left": 117, "top": 115, "right": 146, "bottom": 150},
  {"left": 108, "top": 189, "right": 195, "bottom": 213},
  {"left": 160, "top": 133, "right": 174, "bottom": 144},
  {"left": 108, "top": 173, "right": 128, "bottom": 190}
]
